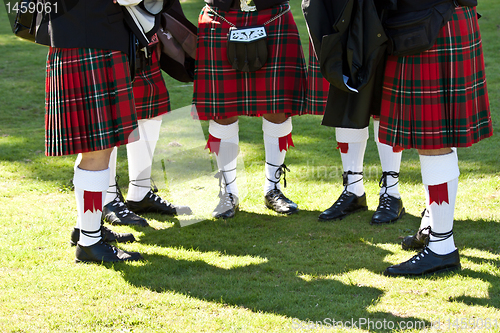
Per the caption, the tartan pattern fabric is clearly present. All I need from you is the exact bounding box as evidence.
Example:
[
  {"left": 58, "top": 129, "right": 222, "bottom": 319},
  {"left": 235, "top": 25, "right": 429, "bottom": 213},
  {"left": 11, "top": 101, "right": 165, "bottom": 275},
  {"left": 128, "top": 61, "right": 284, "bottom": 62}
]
[
  {"left": 379, "top": 6, "right": 493, "bottom": 149},
  {"left": 133, "top": 48, "right": 171, "bottom": 120},
  {"left": 45, "top": 48, "right": 138, "bottom": 156},
  {"left": 192, "top": 4, "right": 308, "bottom": 120},
  {"left": 305, "top": 43, "right": 329, "bottom": 115}
]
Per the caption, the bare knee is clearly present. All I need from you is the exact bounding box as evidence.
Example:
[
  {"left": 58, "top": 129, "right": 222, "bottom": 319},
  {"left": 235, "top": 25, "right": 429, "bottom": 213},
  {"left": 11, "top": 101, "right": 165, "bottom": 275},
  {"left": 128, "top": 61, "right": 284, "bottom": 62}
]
[
  {"left": 78, "top": 148, "right": 114, "bottom": 171},
  {"left": 214, "top": 116, "right": 239, "bottom": 125},
  {"left": 417, "top": 148, "right": 453, "bottom": 156},
  {"left": 263, "top": 113, "right": 288, "bottom": 124}
]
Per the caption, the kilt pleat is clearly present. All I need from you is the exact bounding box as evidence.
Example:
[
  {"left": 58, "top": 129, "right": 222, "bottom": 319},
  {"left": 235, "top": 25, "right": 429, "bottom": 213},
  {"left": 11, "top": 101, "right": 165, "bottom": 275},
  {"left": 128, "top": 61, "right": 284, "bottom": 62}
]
[
  {"left": 192, "top": 4, "right": 308, "bottom": 120},
  {"left": 379, "top": 6, "right": 493, "bottom": 149},
  {"left": 305, "top": 42, "right": 329, "bottom": 115},
  {"left": 45, "top": 48, "right": 138, "bottom": 156},
  {"left": 133, "top": 48, "right": 171, "bottom": 119}
]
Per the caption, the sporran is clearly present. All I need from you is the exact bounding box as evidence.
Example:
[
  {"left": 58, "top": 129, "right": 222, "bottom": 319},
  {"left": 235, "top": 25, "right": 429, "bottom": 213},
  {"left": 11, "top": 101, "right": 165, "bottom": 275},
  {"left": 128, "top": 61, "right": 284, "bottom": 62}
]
[
  {"left": 206, "top": 4, "right": 290, "bottom": 72},
  {"left": 227, "top": 25, "right": 267, "bottom": 72}
]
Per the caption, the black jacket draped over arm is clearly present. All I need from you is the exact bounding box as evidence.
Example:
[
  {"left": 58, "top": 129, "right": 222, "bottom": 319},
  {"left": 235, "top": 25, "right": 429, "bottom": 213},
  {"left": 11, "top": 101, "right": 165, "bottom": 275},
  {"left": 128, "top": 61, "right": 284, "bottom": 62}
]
[{"left": 303, "top": 0, "right": 389, "bottom": 128}]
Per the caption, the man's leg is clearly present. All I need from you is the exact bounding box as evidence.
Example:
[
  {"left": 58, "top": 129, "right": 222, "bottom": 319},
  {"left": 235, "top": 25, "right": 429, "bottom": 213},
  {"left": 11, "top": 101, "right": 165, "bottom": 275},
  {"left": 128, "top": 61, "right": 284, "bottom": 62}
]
[
  {"left": 71, "top": 151, "right": 137, "bottom": 244},
  {"left": 371, "top": 118, "right": 405, "bottom": 224},
  {"left": 318, "top": 127, "right": 368, "bottom": 221},
  {"left": 125, "top": 116, "right": 192, "bottom": 216},
  {"left": 262, "top": 114, "right": 298, "bottom": 214},
  {"left": 74, "top": 149, "right": 142, "bottom": 263},
  {"left": 384, "top": 148, "right": 461, "bottom": 276},
  {"left": 207, "top": 117, "right": 240, "bottom": 219},
  {"left": 100, "top": 147, "right": 149, "bottom": 227}
]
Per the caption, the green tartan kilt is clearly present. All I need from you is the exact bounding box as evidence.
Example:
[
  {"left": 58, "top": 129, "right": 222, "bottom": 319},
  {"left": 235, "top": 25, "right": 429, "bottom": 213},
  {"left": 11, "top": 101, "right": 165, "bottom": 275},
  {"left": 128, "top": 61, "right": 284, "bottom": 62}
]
[
  {"left": 45, "top": 48, "right": 139, "bottom": 156},
  {"left": 379, "top": 6, "right": 493, "bottom": 149},
  {"left": 133, "top": 47, "right": 171, "bottom": 120}
]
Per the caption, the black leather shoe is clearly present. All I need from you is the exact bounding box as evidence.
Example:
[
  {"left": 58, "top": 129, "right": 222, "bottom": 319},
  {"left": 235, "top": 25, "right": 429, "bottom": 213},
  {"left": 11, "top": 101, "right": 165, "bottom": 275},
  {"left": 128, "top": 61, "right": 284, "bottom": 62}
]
[
  {"left": 75, "top": 241, "right": 143, "bottom": 263},
  {"left": 384, "top": 247, "right": 461, "bottom": 276},
  {"left": 70, "top": 225, "right": 136, "bottom": 246},
  {"left": 213, "top": 193, "right": 239, "bottom": 219},
  {"left": 370, "top": 193, "right": 405, "bottom": 225},
  {"left": 264, "top": 189, "right": 298, "bottom": 215},
  {"left": 318, "top": 191, "right": 367, "bottom": 221},
  {"left": 127, "top": 190, "right": 192, "bottom": 216},
  {"left": 402, "top": 227, "right": 430, "bottom": 251},
  {"left": 103, "top": 197, "right": 149, "bottom": 227}
]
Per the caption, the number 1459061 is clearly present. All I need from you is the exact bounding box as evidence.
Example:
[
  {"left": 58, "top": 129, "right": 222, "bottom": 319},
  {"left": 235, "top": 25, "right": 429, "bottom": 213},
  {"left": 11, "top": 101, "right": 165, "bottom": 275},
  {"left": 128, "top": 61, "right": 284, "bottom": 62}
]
[{"left": 6, "top": 1, "right": 58, "bottom": 14}]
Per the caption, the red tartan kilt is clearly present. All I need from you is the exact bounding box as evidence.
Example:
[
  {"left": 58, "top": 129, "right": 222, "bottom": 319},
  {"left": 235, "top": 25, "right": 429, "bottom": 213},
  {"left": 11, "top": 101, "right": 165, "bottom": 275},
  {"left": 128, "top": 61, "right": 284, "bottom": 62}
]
[
  {"left": 192, "top": 4, "right": 308, "bottom": 120},
  {"left": 379, "top": 6, "right": 493, "bottom": 149},
  {"left": 45, "top": 48, "right": 139, "bottom": 156},
  {"left": 305, "top": 42, "right": 329, "bottom": 115},
  {"left": 133, "top": 47, "right": 171, "bottom": 120}
]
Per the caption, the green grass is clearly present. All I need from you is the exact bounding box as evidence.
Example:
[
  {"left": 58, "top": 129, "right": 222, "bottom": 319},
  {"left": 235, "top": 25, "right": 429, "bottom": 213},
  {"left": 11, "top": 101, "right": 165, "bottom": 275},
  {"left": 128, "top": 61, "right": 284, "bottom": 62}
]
[{"left": 1, "top": 0, "right": 500, "bottom": 332}]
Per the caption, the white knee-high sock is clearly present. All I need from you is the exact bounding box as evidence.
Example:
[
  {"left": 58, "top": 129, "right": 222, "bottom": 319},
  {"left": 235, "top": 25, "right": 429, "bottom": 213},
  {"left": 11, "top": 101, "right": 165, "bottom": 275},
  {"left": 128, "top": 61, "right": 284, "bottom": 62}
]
[
  {"left": 103, "top": 147, "right": 118, "bottom": 205},
  {"left": 74, "top": 154, "right": 83, "bottom": 228},
  {"left": 262, "top": 117, "right": 293, "bottom": 194},
  {"left": 73, "top": 167, "right": 110, "bottom": 246},
  {"left": 420, "top": 150, "right": 460, "bottom": 255},
  {"left": 208, "top": 120, "right": 239, "bottom": 197},
  {"left": 373, "top": 119, "right": 402, "bottom": 198},
  {"left": 419, "top": 190, "right": 431, "bottom": 231},
  {"left": 126, "top": 116, "right": 163, "bottom": 202},
  {"left": 335, "top": 127, "right": 368, "bottom": 197}
]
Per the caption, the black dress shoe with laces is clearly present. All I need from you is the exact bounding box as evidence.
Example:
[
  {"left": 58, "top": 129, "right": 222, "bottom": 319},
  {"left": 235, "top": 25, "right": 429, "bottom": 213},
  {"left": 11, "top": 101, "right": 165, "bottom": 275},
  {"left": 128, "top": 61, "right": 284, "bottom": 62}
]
[
  {"left": 75, "top": 241, "right": 143, "bottom": 263},
  {"left": 127, "top": 190, "right": 192, "bottom": 216},
  {"left": 213, "top": 193, "right": 239, "bottom": 219},
  {"left": 402, "top": 226, "right": 430, "bottom": 251},
  {"left": 264, "top": 189, "right": 298, "bottom": 214},
  {"left": 384, "top": 247, "right": 461, "bottom": 276},
  {"left": 103, "top": 197, "right": 149, "bottom": 227},
  {"left": 370, "top": 193, "right": 405, "bottom": 225},
  {"left": 319, "top": 191, "right": 368, "bottom": 221},
  {"left": 70, "top": 225, "right": 136, "bottom": 246}
]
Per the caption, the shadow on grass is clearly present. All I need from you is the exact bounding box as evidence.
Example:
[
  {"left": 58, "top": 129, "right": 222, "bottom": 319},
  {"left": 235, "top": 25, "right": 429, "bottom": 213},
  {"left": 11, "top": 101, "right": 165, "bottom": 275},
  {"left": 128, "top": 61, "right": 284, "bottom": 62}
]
[
  {"left": 110, "top": 209, "right": 500, "bottom": 329},
  {"left": 110, "top": 210, "right": 440, "bottom": 331},
  {"left": 448, "top": 252, "right": 500, "bottom": 310},
  {"left": 451, "top": 267, "right": 500, "bottom": 309}
]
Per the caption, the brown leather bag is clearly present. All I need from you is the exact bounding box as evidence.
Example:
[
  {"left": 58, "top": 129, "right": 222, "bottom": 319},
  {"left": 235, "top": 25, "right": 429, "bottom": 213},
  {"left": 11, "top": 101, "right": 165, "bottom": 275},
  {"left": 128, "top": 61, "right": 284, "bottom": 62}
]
[{"left": 157, "top": 0, "right": 197, "bottom": 82}]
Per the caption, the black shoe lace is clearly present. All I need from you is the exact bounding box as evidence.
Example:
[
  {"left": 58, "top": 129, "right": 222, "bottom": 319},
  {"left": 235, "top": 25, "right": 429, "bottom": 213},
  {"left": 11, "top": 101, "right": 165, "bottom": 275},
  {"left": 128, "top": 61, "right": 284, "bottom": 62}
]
[
  {"left": 214, "top": 168, "right": 237, "bottom": 198},
  {"left": 107, "top": 175, "right": 126, "bottom": 202},
  {"left": 146, "top": 190, "right": 175, "bottom": 208},
  {"left": 342, "top": 170, "right": 363, "bottom": 189},
  {"left": 80, "top": 228, "right": 101, "bottom": 240},
  {"left": 107, "top": 176, "right": 134, "bottom": 218},
  {"left": 215, "top": 192, "right": 236, "bottom": 212},
  {"left": 378, "top": 171, "right": 399, "bottom": 194},
  {"left": 111, "top": 196, "right": 133, "bottom": 217},
  {"left": 378, "top": 193, "right": 393, "bottom": 210},
  {"left": 411, "top": 226, "right": 451, "bottom": 245},
  {"left": 333, "top": 190, "right": 351, "bottom": 208},
  {"left": 266, "top": 163, "right": 290, "bottom": 189},
  {"left": 129, "top": 177, "right": 174, "bottom": 208},
  {"left": 410, "top": 248, "right": 430, "bottom": 264},
  {"left": 129, "top": 177, "right": 159, "bottom": 193},
  {"left": 326, "top": 172, "right": 364, "bottom": 210},
  {"left": 429, "top": 228, "right": 453, "bottom": 243}
]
